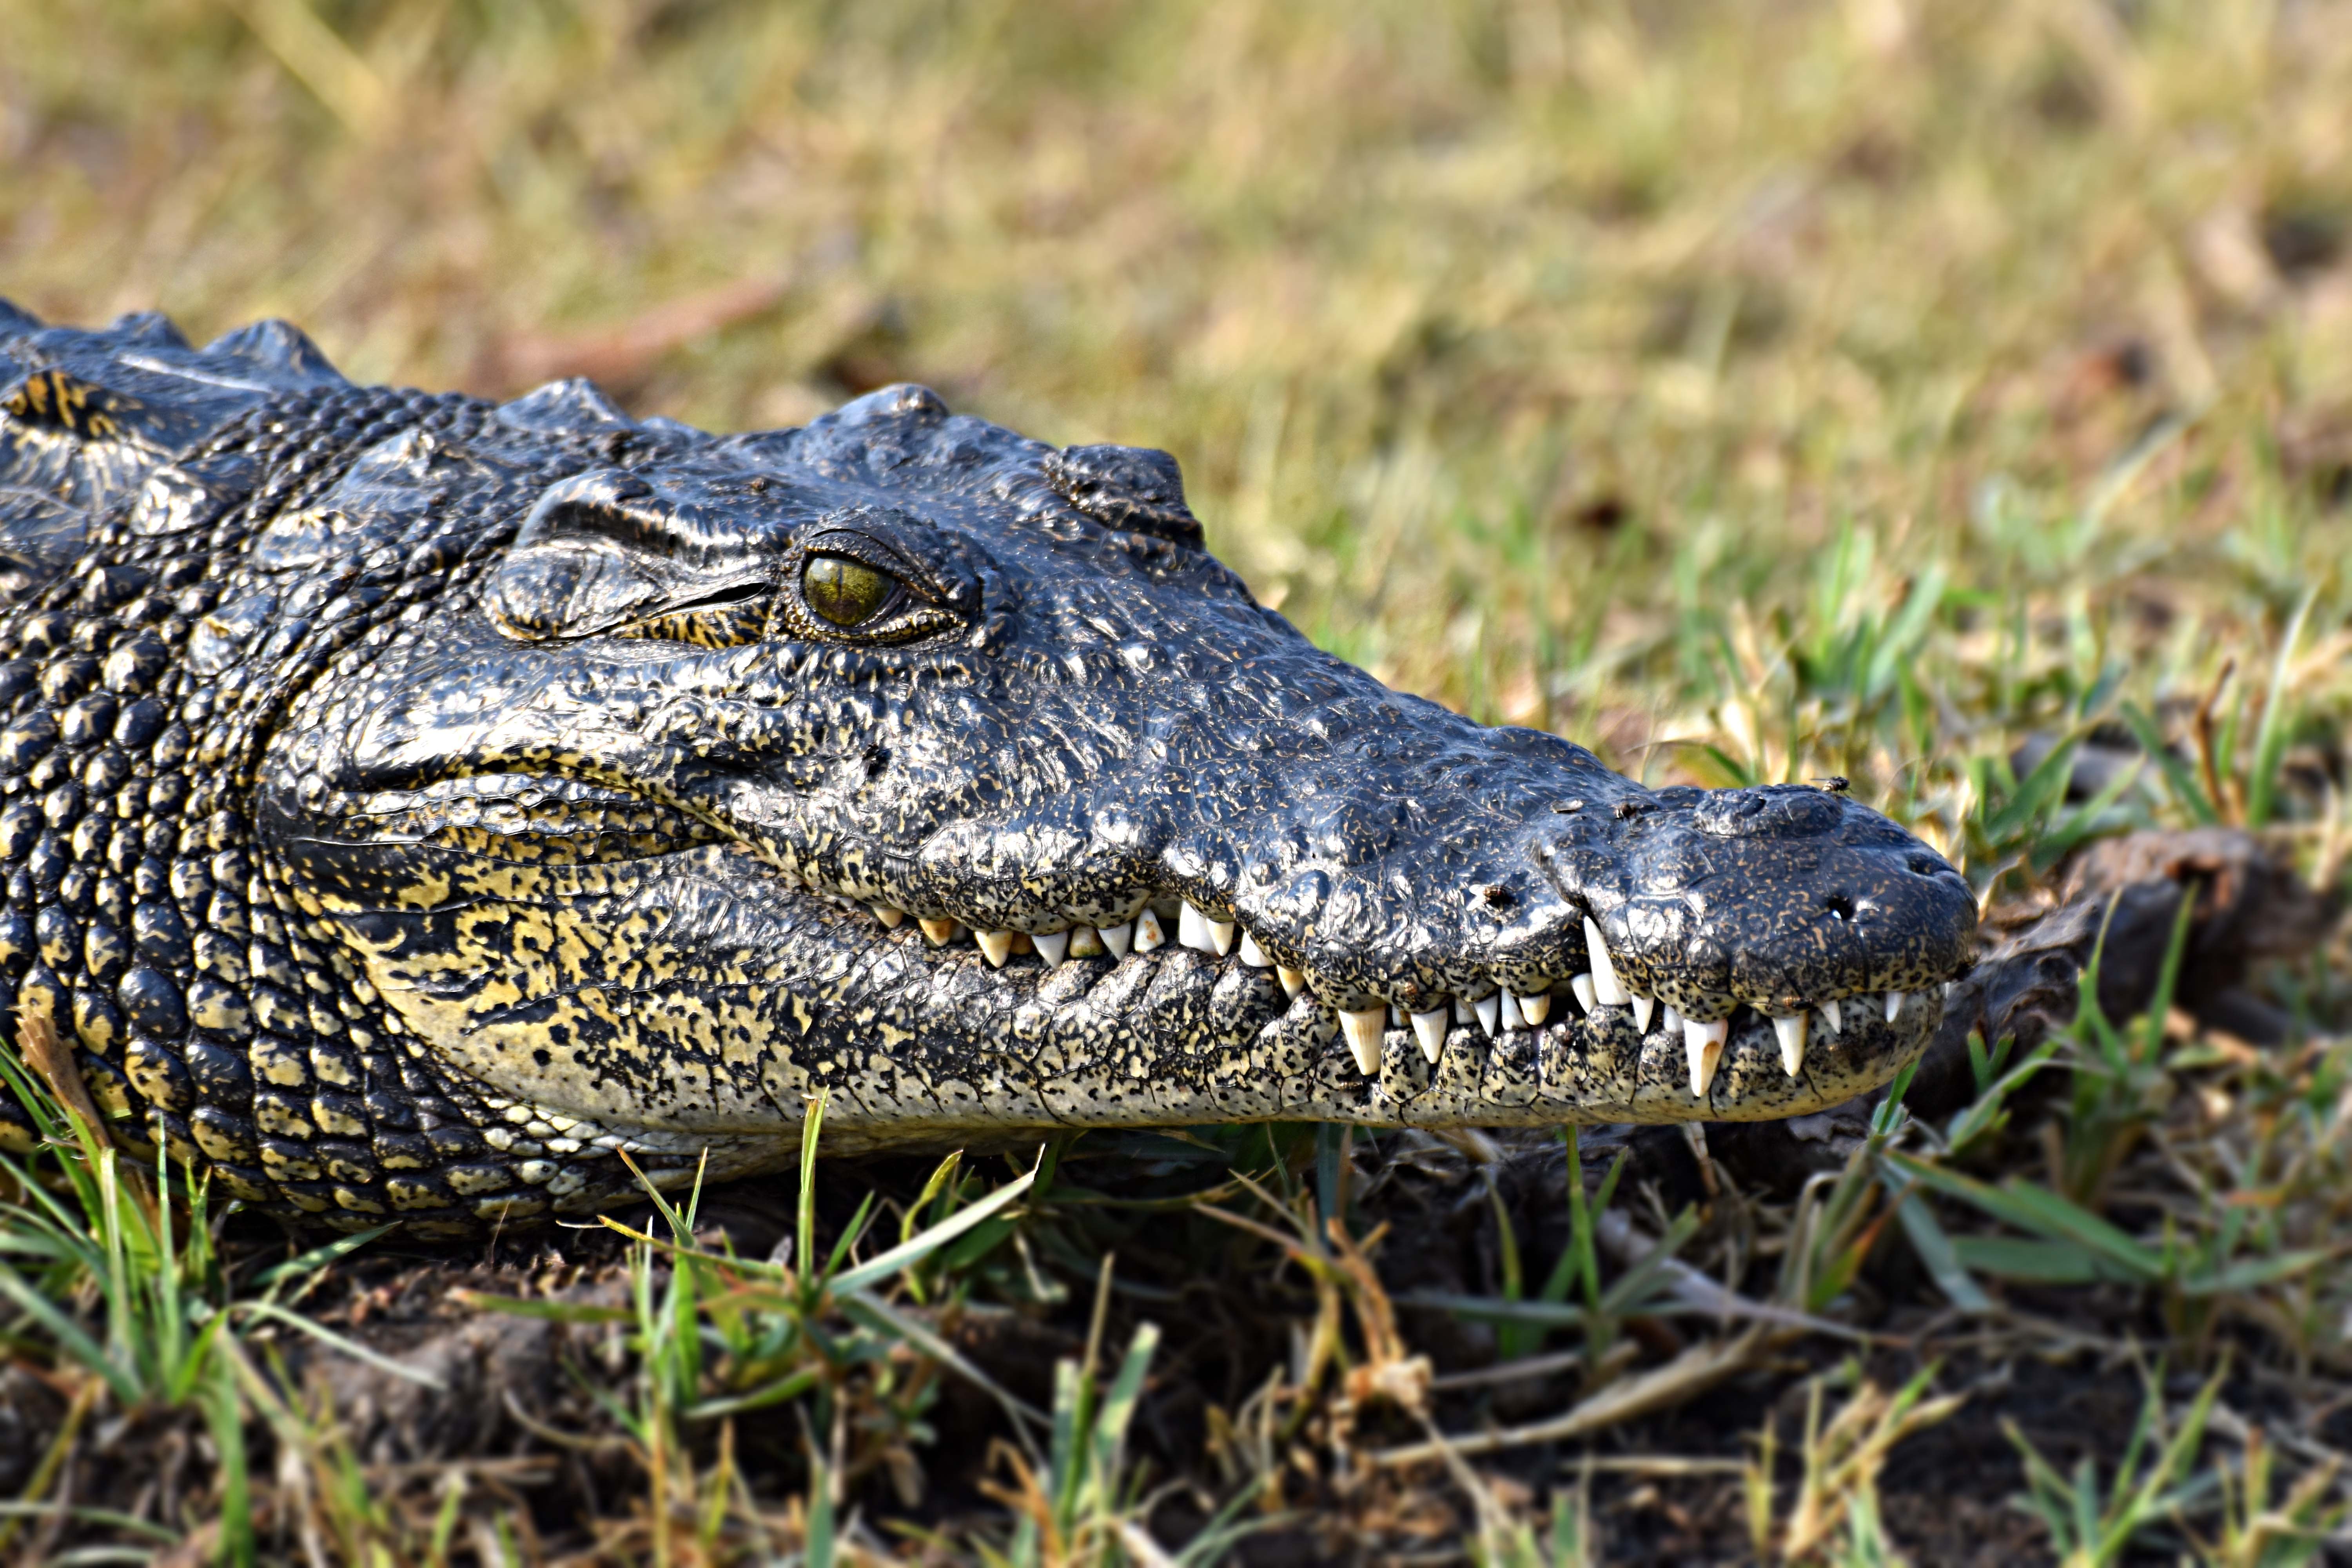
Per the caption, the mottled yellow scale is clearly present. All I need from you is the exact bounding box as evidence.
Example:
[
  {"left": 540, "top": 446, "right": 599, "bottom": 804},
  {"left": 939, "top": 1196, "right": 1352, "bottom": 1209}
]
[
  {"left": 327, "top": 843, "right": 819, "bottom": 1134},
  {"left": 4, "top": 369, "right": 123, "bottom": 439}
]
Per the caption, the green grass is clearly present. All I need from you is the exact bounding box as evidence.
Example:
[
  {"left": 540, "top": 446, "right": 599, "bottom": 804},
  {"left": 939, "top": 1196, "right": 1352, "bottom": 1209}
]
[{"left": 4, "top": 0, "right": 2352, "bottom": 1560}]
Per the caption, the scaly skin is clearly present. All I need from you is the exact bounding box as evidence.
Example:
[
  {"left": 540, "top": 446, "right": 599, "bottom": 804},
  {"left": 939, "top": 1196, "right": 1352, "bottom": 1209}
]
[{"left": 0, "top": 302, "right": 1976, "bottom": 1234}]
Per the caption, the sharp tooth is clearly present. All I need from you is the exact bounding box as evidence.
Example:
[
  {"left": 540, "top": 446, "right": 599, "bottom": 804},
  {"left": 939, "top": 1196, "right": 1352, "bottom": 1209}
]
[
  {"left": 1389, "top": 1004, "right": 1403, "bottom": 1026},
  {"left": 1582, "top": 917, "right": 1627, "bottom": 1006},
  {"left": 1178, "top": 903, "right": 1235, "bottom": 955},
  {"left": 871, "top": 905, "right": 905, "bottom": 928},
  {"left": 1277, "top": 967, "right": 1307, "bottom": 998},
  {"left": 1883, "top": 989, "right": 1905, "bottom": 1023},
  {"left": 1456, "top": 996, "right": 1477, "bottom": 1026},
  {"left": 1237, "top": 930, "right": 1270, "bottom": 967},
  {"left": 1410, "top": 1007, "right": 1448, "bottom": 1063},
  {"left": 1099, "top": 920, "right": 1134, "bottom": 958},
  {"left": 1662, "top": 1004, "right": 1683, "bottom": 1035},
  {"left": 1631, "top": 993, "right": 1655, "bottom": 1033},
  {"left": 1498, "top": 991, "right": 1526, "bottom": 1031},
  {"left": 976, "top": 929, "right": 1015, "bottom": 968},
  {"left": 1472, "top": 993, "right": 1500, "bottom": 1037},
  {"left": 1517, "top": 991, "right": 1551, "bottom": 1027},
  {"left": 1818, "top": 998, "right": 1841, "bottom": 1035},
  {"left": 1034, "top": 930, "right": 1070, "bottom": 967},
  {"left": 1133, "top": 909, "right": 1167, "bottom": 952},
  {"left": 1067, "top": 926, "right": 1105, "bottom": 958},
  {"left": 1771, "top": 1013, "right": 1808, "bottom": 1076},
  {"left": 1682, "top": 1016, "right": 1729, "bottom": 1098},
  {"left": 1570, "top": 973, "right": 1598, "bottom": 1015},
  {"left": 919, "top": 917, "right": 962, "bottom": 947},
  {"left": 1339, "top": 1007, "right": 1387, "bottom": 1075}
]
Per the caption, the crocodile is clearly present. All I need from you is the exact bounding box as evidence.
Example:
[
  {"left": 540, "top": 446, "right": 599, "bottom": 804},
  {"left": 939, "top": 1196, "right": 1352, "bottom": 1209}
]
[{"left": 0, "top": 301, "right": 1977, "bottom": 1234}]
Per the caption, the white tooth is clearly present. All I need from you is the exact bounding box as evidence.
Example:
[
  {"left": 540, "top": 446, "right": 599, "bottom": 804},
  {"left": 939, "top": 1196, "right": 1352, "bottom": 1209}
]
[
  {"left": 1456, "top": 996, "right": 1477, "bottom": 1026},
  {"left": 1099, "top": 920, "right": 1134, "bottom": 958},
  {"left": 1517, "top": 991, "right": 1551, "bottom": 1027},
  {"left": 1498, "top": 991, "right": 1526, "bottom": 1031},
  {"left": 1662, "top": 1004, "right": 1683, "bottom": 1035},
  {"left": 1410, "top": 1008, "right": 1448, "bottom": 1063},
  {"left": 1473, "top": 993, "right": 1500, "bottom": 1037},
  {"left": 871, "top": 905, "right": 906, "bottom": 928},
  {"left": 1631, "top": 994, "right": 1655, "bottom": 1033},
  {"left": 1238, "top": 930, "right": 1270, "bottom": 967},
  {"left": 1389, "top": 1004, "right": 1403, "bottom": 1026},
  {"left": 1682, "top": 1016, "right": 1729, "bottom": 1098},
  {"left": 1570, "top": 974, "right": 1598, "bottom": 1015},
  {"left": 1277, "top": 967, "right": 1306, "bottom": 999},
  {"left": 1133, "top": 909, "right": 1166, "bottom": 952},
  {"left": 1818, "top": 998, "right": 1842, "bottom": 1035},
  {"left": 976, "top": 929, "right": 1015, "bottom": 968},
  {"left": 1068, "top": 926, "right": 1105, "bottom": 958},
  {"left": 1771, "top": 1013, "right": 1808, "bottom": 1077},
  {"left": 1033, "top": 930, "right": 1070, "bottom": 967},
  {"left": 1339, "top": 1007, "right": 1387, "bottom": 1075},
  {"left": 1583, "top": 917, "right": 1627, "bottom": 1006},
  {"left": 1884, "top": 989, "right": 1905, "bottom": 1023},
  {"left": 1179, "top": 903, "right": 1236, "bottom": 956},
  {"left": 919, "top": 917, "right": 962, "bottom": 947}
]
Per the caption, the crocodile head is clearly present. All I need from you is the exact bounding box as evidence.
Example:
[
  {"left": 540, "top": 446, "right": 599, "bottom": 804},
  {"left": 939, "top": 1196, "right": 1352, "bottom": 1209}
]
[{"left": 258, "top": 380, "right": 1978, "bottom": 1163}]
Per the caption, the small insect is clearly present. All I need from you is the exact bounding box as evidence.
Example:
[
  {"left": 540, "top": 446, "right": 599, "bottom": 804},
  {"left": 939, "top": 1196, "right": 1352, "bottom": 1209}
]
[{"left": 1814, "top": 775, "right": 1850, "bottom": 794}]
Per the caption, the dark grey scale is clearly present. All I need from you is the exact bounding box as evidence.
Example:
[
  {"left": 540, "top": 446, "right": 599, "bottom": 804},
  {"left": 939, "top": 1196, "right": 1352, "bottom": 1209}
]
[
  {"left": 80, "top": 920, "right": 129, "bottom": 985},
  {"left": 119, "top": 1028, "right": 193, "bottom": 1107}
]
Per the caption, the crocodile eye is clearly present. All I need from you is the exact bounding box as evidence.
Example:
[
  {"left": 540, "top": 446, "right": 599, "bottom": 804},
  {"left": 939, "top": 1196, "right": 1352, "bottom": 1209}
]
[{"left": 802, "top": 554, "right": 898, "bottom": 627}]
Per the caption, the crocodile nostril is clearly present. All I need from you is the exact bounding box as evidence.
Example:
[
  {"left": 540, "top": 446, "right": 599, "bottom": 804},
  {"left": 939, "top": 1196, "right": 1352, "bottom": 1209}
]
[{"left": 1823, "top": 893, "right": 1855, "bottom": 922}]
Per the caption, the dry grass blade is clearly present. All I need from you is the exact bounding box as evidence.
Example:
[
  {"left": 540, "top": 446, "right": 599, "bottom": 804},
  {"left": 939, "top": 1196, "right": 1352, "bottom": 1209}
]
[
  {"left": 15, "top": 1013, "right": 114, "bottom": 1155},
  {"left": 1370, "top": 1328, "right": 1768, "bottom": 1467},
  {"left": 1757, "top": 1365, "right": 1969, "bottom": 1561}
]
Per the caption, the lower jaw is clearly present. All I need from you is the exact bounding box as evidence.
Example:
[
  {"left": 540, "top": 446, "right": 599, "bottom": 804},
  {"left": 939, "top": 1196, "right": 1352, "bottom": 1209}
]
[
  {"left": 795, "top": 985, "right": 1944, "bottom": 1154},
  {"left": 490, "top": 985, "right": 1941, "bottom": 1214}
]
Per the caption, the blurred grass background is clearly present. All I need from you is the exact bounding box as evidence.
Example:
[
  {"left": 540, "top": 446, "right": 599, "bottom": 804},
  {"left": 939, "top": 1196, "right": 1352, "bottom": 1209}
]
[{"left": 5, "top": 0, "right": 2349, "bottom": 833}]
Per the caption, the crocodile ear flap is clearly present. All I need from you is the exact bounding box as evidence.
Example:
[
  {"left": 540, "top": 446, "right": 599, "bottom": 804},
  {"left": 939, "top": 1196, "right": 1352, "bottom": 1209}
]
[{"left": 1044, "top": 445, "right": 1205, "bottom": 549}]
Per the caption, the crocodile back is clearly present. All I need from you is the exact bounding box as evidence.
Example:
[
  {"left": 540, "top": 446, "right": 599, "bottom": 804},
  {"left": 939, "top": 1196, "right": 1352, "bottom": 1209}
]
[{"left": 0, "top": 300, "right": 348, "bottom": 603}]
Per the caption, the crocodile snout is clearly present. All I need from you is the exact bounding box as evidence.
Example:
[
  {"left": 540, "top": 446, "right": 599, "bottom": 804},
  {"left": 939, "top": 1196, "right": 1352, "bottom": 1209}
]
[
  {"left": 1693, "top": 784, "right": 1844, "bottom": 839},
  {"left": 1535, "top": 780, "right": 1978, "bottom": 1102}
]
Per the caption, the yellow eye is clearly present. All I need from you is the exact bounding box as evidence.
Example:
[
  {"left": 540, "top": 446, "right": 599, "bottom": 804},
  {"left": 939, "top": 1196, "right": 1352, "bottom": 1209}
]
[{"left": 802, "top": 554, "right": 897, "bottom": 627}]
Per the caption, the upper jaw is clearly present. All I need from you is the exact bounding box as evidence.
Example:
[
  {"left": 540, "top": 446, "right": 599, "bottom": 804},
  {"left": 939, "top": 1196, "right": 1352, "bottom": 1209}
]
[{"left": 753, "top": 772, "right": 1978, "bottom": 1087}]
